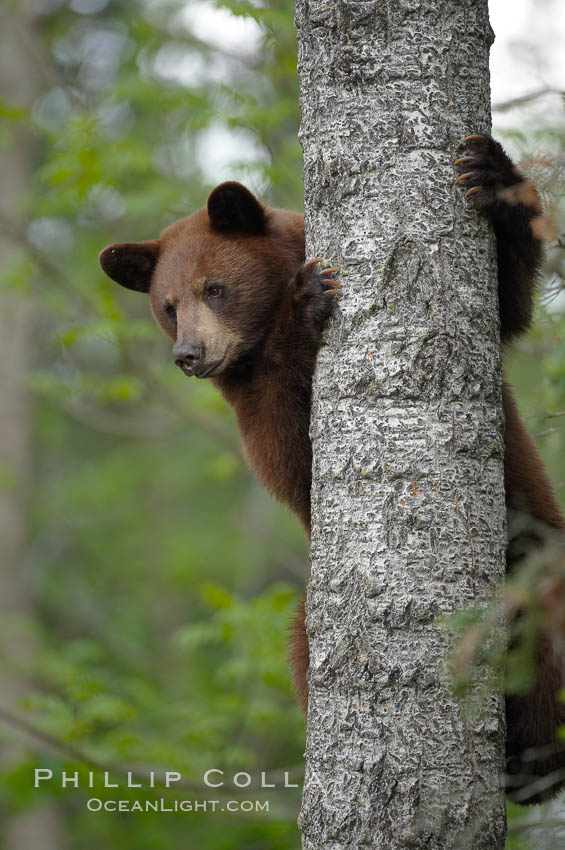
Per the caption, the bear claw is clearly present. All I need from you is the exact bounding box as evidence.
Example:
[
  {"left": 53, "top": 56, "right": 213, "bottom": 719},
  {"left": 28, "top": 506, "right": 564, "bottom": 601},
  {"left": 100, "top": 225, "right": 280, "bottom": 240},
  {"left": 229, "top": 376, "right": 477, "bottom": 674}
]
[
  {"left": 452, "top": 133, "right": 539, "bottom": 216},
  {"left": 295, "top": 257, "right": 342, "bottom": 325}
]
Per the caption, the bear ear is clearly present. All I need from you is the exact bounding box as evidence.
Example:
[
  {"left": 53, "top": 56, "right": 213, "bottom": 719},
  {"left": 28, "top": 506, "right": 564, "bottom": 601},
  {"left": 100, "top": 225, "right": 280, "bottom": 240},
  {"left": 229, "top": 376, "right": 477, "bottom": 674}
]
[
  {"left": 99, "top": 240, "right": 160, "bottom": 293},
  {"left": 207, "top": 182, "right": 266, "bottom": 235}
]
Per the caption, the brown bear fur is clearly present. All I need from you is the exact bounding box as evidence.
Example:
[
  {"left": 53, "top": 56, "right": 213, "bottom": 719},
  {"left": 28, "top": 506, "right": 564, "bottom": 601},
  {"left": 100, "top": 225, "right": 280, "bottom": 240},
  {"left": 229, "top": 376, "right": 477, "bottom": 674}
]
[{"left": 100, "top": 137, "right": 565, "bottom": 802}]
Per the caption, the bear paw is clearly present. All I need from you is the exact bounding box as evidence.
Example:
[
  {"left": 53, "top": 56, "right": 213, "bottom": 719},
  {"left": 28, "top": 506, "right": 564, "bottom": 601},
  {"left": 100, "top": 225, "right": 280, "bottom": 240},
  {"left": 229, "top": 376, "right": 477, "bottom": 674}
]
[
  {"left": 453, "top": 134, "right": 541, "bottom": 218},
  {"left": 293, "top": 257, "right": 341, "bottom": 327}
]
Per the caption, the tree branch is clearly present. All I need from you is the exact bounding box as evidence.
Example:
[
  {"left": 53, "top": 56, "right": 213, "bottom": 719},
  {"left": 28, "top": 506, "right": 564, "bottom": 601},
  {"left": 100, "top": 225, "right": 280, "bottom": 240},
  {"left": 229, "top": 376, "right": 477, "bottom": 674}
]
[{"left": 493, "top": 87, "right": 565, "bottom": 113}]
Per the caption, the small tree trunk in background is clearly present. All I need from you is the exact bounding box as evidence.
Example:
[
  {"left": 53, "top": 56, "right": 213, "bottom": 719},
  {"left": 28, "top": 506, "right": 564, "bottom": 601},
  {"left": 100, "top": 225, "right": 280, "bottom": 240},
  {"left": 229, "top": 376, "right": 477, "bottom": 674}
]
[
  {"left": 0, "top": 4, "right": 65, "bottom": 848},
  {"left": 296, "top": 1, "right": 507, "bottom": 847}
]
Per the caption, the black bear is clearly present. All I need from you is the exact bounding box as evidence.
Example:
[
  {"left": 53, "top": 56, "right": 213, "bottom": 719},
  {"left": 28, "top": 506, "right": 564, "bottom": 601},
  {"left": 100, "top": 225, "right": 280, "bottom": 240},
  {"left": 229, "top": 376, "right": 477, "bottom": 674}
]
[{"left": 100, "top": 135, "right": 565, "bottom": 801}]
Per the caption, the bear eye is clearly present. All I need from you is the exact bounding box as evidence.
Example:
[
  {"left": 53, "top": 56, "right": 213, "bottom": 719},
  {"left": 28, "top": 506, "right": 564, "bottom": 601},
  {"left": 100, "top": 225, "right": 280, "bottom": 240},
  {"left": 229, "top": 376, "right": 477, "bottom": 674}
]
[
  {"left": 205, "top": 283, "right": 224, "bottom": 299},
  {"left": 164, "top": 302, "right": 177, "bottom": 326}
]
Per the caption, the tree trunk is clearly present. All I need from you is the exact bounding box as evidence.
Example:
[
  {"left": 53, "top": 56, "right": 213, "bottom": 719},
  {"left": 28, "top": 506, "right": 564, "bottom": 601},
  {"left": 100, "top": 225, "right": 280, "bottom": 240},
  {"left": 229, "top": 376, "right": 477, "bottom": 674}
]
[
  {"left": 295, "top": 1, "right": 507, "bottom": 848},
  {"left": 0, "top": 5, "right": 66, "bottom": 848}
]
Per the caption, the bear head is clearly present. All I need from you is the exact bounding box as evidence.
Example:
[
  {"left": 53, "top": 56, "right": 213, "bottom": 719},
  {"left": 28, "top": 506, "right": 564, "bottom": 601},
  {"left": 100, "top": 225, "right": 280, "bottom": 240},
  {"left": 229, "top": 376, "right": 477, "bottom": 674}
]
[{"left": 99, "top": 182, "right": 304, "bottom": 379}]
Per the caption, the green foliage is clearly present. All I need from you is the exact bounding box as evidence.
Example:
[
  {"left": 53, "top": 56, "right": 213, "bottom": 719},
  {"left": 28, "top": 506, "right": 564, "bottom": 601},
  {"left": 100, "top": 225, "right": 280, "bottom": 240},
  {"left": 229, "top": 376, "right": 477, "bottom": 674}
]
[
  {"left": 1, "top": 0, "right": 564, "bottom": 846},
  {"left": 0, "top": 1, "right": 306, "bottom": 847}
]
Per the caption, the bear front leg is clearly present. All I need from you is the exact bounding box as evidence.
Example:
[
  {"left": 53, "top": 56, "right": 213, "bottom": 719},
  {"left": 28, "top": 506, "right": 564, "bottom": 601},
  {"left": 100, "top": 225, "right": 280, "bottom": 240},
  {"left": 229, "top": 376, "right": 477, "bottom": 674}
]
[
  {"left": 265, "top": 256, "right": 341, "bottom": 369},
  {"left": 281, "top": 261, "right": 340, "bottom": 709},
  {"left": 454, "top": 134, "right": 544, "bottom": 342},
  {"left": 247, "top": 258, "right": 340, "bottom": 534}
]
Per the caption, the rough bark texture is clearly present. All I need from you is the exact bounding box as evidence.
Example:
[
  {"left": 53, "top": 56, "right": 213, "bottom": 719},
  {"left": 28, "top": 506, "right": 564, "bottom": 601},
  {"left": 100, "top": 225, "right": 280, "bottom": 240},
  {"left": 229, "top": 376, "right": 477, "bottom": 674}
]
[{"left": 296, "top": 1, "right": 507, "bottom": 848}]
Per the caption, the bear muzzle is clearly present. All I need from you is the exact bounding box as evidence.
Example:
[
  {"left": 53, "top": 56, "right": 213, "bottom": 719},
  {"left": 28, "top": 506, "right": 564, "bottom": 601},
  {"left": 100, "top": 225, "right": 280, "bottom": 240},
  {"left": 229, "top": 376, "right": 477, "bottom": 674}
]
[{"left": 173, "top": 342, "right": 224, "bottom": 379}]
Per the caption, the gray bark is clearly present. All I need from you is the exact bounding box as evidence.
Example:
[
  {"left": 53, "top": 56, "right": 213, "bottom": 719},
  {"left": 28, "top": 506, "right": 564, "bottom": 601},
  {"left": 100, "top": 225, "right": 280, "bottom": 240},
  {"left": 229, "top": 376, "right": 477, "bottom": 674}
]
[{"left": 296, "top": 1, "right": 507, "bottom": 848}]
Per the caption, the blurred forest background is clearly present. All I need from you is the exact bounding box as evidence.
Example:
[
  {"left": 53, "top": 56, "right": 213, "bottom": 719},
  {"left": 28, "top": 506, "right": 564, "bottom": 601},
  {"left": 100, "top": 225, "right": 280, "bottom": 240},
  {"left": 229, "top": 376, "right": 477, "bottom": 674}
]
[{"left": 0, "top": 1, "right": 563, "bottom": 848}]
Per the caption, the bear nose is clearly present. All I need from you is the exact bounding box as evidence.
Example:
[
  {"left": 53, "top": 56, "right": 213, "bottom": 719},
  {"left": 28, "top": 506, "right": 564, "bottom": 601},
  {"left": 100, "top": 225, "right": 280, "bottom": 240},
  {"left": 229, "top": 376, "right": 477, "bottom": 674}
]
[{"left": 173, "top": 343, "right": 203, "bottom": 372}]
